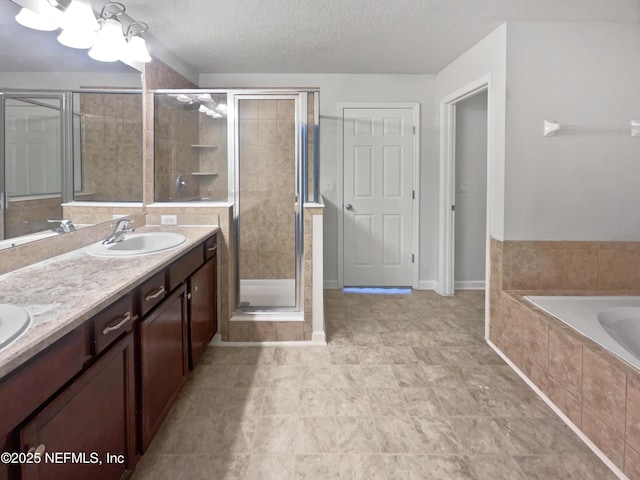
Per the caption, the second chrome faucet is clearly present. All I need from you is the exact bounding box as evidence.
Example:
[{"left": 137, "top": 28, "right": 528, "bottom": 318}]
[{"left": 103, "top": 219, "right": 135, "bottom": 244}]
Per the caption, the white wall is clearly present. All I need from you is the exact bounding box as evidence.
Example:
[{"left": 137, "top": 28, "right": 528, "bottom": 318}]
[
  {"left": 0, "top": 72, "right": 142, "bottom": 90},
  {"left": 504, "top": 22, "right": 640, "bottom": 241},
  {"left": 436, "top": 24, "right": 507, "bottom": 242},
  {"left": 454, "top": 91, "right": 488, "bottom": 285},
  {"left": 200, "top": 73, "right": 437, "bottom": 288}
]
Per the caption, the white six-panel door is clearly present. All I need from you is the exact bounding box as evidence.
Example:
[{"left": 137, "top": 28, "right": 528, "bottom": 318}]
[{"left": 343, "top": 108, "right": 415, "bottom": 286}]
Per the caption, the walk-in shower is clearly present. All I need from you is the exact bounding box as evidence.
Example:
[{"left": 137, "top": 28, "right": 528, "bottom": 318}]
[{"left": 153, "top": 89, "right": 319, "bottom": 316}]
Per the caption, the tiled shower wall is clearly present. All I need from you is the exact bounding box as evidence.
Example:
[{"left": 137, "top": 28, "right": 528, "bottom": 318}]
[
  {"left": 489, "top": 238, "right": 640, "bottom": 479},
  {"left": 153, "top": 95, "right": 199, "bottom": 201},
  {"left": 79, "top": 93, "right": 142, "bottom": 202},
  {"left": 5, "top": 197, "right": 60, "bottom": 238},
  {"left": 197, "top": 112, "right": 227, "bottom": 201},
  {"left": 238, "top": 99, "right": 296, "bottom": 280}
]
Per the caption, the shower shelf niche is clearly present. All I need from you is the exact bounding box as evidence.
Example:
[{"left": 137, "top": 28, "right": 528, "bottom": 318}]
[
  {"left": 190, "top": 144, "right": 218, "bottom": 148},
  {"left": 191, "top": 172, "right": 218, "bottom": 177}
]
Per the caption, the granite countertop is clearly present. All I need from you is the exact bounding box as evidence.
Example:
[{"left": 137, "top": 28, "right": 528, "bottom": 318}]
[{"left": 0, "top": 225, "right": 219, "bottom": 380}]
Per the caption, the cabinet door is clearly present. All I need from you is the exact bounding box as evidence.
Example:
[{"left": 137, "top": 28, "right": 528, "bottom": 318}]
[
  {"left": 188, "top": 257, "right": 216, "bottom": 369},
  {"left": 140, "top": 287, "right": 187, "bottom": 452},
  {"left": 20, "top": 333, "right": 136, "bottom": 480}
]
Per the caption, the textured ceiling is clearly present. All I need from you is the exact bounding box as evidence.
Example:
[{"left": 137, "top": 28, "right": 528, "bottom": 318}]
[
  {"left": 0, "top": 1, "right": 135, "bottom": 73},
  {"left": 122, "top": 0, "right": 640, "bottom": 74},
  {"left": 1, "top": 0, "right": 639, "bottom": 75}
]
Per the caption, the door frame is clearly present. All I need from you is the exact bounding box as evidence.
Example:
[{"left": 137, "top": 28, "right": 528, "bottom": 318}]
[
  {"left": 337, "top": 102, "right": 421, "bottom": 289},
  {"left": 231, "top": 93, "right": 305, "bottom": 314},
  {"left": 437, "top": 74, "right": 492, "bottom": 297}
]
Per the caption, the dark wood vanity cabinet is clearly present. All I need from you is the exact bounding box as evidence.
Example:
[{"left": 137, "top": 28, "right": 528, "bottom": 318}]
[
  {"left": 19, "top": 333, "right": 136, "bottom": 480},
  {"left": 188, "top": 257, "right": 217, "bottom": 369},
  {"left": 139, "top": 287, "right": 188, "bottom": 451},
  {"left": 139, "top": 231, "right": 217, "bottom": 450},
  {"left": 0, "top": 230, "right": 218, "bottom": 480}
]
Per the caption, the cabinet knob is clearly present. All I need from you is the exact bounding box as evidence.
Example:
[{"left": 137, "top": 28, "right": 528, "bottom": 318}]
[
  {"left": 34, "top": 444, "right": 45, "bottom": 459},
  {"left": 187, "top": 293, "right": 192, "bottom": 300}
]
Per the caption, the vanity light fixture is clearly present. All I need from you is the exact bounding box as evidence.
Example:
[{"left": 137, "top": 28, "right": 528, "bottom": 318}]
[
  {"left": 14, "top": 0, "right": 152, "bottom": 64},
  {"left": 88, "top": 2, "right": 127, "bottom": 62}
]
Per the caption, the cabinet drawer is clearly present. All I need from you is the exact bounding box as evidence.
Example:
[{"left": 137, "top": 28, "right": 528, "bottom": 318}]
[
  {"left": 204, "top": 234, "right": 217, "bottom": 261},
  {"left": 167, "top": 246, "right": 204, "bottom": 292},
  {"left": 91, "top": 294, "right": 136, "bottom": 356},
  {"left": 139, "top": 270, "right": 167, "bottom": 317},
  {"left": 0, "top": 326, "right": 86, "bottom": 435}
]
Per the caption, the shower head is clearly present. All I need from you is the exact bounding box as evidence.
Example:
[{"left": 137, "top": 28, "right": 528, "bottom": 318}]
[{"left": 183, "top": 100, "right": 200, "bottom": 110}]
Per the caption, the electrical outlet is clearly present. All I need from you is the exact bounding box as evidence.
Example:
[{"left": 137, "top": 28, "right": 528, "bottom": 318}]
[
  {"left": 324, "top": 182, "right": 335, "bottom": 192},
  {"left": 161, "top": 215, "right": 177, "bottom": 225}
]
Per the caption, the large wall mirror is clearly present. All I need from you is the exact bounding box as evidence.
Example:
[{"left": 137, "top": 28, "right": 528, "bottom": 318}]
[{"left": 0, "top": 1, "right": 143, "bottom": 245}]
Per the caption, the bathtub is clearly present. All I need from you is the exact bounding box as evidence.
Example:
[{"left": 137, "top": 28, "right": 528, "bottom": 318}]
[{"left": 525, "top": 295, "right": 640, "bottom": 370}]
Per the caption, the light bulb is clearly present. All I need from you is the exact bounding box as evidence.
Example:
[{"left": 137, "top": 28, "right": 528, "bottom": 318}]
[
  {"left": 88, "top": 18, "right": 127, "bottom": 62},
  {"left": 125, "top": 35, "right": 151, "bottom": 63},
  {"left": 15, "top": 7, "right": 60, "bottom": 31}
]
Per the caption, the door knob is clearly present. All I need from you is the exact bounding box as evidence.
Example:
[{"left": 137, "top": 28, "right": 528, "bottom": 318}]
[{"left": 345, "top": 204, "right": 353, "bottom": 211}]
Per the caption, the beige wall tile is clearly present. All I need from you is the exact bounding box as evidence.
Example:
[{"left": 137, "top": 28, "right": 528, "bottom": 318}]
[
  {"left": 625, "top": 444, "right": 640, "bottom": 480},
  {"left": 548, "top": 327, "right": 582, "bottom": 400},
  {"left": 250, "top": 322, "right": 277, "bottom": 342},
  {"left": 521, "top": 311, "right": 549, "bottom": 370},
  {"left": 627, "top": 376, "right": 640, "bottom": 453},
  {"left": 229, "top": 323, "right": 250, "bottom": 342},
  {"left": 582, "top": 409, "right": 625, "bottom": 469},
  {"left": 277, "top": 323, "right": 304, "bottom": 341},
  {"left": 582, "top": 349, "right": 627, "bottom": 437},
  {"left": 547, "top": 378, "right": 582, "bottom": 428},
  {"left": 522, "top": 355, "right": 548, "bottom": 392}
]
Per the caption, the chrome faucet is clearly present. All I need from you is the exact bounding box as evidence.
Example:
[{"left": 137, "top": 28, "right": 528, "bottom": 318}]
[
  {"left": 102, "top": 219, "right": 134, "bottom": 244},
  {"left": 47, "top": 219, "right": 76, "bottom": 233}
]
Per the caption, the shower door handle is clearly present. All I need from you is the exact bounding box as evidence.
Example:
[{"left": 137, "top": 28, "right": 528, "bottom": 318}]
[
  {"left": 294, "top": 195, "right": 299, "bottom": 213},
  {"left": 345, "top": 204, "right": 353, "bottom": 211}
]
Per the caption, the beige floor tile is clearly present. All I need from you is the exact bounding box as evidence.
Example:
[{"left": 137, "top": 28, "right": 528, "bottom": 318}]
[
  {"left": 333, "top": 388, "right": 372, "bottom": 416},
  {"left": 132, "top": 290, "right": 616, "bottom": 480},
  {"left": 246, "top": 454, "right": 294, "bottom": 480}
]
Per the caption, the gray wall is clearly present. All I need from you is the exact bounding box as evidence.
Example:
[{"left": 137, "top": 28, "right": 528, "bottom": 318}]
[
  {"left": 454, "top": 91, "right": 487, "bottom": 286},
  {"left": 504, "top": 22, "right": 640, "bottom": 241},
  {"left": 200, "top": 73, "right": 438, "bottom": 288}
]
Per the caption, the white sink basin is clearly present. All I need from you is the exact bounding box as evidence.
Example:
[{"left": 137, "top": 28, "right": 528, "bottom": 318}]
[
  {"left": 0, "top": 305, "right": 31, "bottom": 350},
  {"left": 87, "top": 232, "right": 187, "bottom": 257}
]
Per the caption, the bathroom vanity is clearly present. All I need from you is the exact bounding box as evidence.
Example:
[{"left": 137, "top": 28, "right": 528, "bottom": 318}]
[{"left": 0, "top": 226, "right": 218, "bottom": 480}]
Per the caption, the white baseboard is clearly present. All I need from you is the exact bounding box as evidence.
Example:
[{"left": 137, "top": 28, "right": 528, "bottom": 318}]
[
  {"left": 323, "top": 280, "right": 339, "bottom": 289},
  {"left": 454, "top": 280, "right": 486, "bottom": 290},
  {"left": 416, "top": 280, "right": 438, "bottom": 291},
  {"left": 486, "top": 339, "right": 630, "bottom": 480}
]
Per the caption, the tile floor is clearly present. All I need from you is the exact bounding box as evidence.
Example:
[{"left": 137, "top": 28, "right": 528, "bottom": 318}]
[{"left": 131, "top": 289, "right": 618, "bottom": 479}]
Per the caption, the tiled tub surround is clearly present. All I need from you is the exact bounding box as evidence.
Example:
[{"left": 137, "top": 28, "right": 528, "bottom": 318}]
[
  {"left": 0, "top": 224, "right": 218, "bottom": 380},
  {"left": 489, "top": 237, "right": 640, "bottom": 479}
]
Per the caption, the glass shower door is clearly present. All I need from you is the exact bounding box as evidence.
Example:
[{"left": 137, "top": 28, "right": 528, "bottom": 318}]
[
  {"left": 1, "top": 95, "right": 64, "bottom": 240},
  {"left": 236, "top": 96, "right": 299, "bottom": 310}
]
